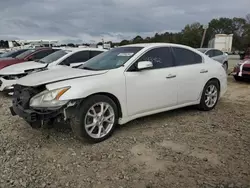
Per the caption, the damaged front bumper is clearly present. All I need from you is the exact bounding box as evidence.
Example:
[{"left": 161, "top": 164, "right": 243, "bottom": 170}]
[
  {"left": 10, "top": 102, "right": 63, "bottom": 123},
  {"left": 10, "top": 100, "right": 79, "bottom": 128}
]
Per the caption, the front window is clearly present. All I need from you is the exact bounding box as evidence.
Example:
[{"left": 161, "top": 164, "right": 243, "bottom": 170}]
[
  {"left": 79, "top": 47, "right": 143, "bottom": 70},
  {"left": 16, "top": 49, "right": 36, "bottom": 59},
  {"left": 37, "top": 50, "right": 69, "bottom": 64}
]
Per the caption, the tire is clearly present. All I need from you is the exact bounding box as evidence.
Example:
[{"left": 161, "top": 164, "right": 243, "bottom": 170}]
[
  {"left": 234, "top": 76, "right": 243, "bottom": 81},
  {"left": 70, "top": 95, "right": 118, "bottom": 143},
  {"left": 198, "top": 80, "right": 220, "bottom": 111},
  {"left": 222, "top": 62, "right": 228, "bottom": 72}
]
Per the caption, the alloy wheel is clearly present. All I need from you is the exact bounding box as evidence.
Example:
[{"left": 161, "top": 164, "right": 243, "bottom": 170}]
[
  {"left": 84, "top": 102, "right": 115, "bottom": 139},
  {"left": 205, "top": 85, "right": 218, "bottom": 108}
]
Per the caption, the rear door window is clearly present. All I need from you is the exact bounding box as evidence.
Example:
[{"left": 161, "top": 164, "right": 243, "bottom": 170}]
[
  {"left": 90, "top": 51, "right": 104, "bottom": 58},
  {"left": 172, "top": 47, "right": 202, "bottom": 66},
  {"left": 62, "top": 51, "right": 90, "bottom": 65}
]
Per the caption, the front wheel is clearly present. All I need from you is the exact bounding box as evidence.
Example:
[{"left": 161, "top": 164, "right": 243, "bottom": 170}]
[
  {"left": 198, "top": 80, "right": 220, "bottom": 111},
  {"left": 70, "top": 95, "right": 118, "bottom": 143}
]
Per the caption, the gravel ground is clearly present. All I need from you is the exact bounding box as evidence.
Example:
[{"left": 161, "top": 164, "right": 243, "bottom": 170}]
[{"left": 0, "top": 57, "right": 250, "bottom": 188}]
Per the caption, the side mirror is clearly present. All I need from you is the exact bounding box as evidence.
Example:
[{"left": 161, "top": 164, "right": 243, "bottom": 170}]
[{"left": 137, "top": 61, "right": 153, "bottom": 70}]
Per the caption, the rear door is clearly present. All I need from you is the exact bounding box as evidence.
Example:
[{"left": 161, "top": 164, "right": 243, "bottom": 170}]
[{"left": 171, "top": 47, "right": 209, "bottom": 104}]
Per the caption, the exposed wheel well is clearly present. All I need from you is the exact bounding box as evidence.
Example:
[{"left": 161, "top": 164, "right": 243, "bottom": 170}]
[{"left": 86, "top": 92, "right": 122, "bottom": 118}]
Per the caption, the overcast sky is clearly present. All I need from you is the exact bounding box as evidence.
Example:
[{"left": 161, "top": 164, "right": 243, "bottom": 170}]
[{"left": 0, "top": 0, "right": 249, "bottom": 43}]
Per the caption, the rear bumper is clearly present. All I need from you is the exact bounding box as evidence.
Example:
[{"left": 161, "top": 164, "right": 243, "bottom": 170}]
[{"left": 0, "top": 77, "right": 17, "bottom": 91}]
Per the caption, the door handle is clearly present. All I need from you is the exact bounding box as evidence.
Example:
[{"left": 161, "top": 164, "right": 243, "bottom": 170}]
[
  {"left": 166, "top": 74, "right": 176, "bottom": 79},
  {"left": 200, "top": 69, "right": 208, "bottom": 73}
]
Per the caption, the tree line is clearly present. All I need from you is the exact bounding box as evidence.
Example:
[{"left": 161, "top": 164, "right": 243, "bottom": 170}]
[{"left": 117, "top": 14, "right": 250, "bottom": 51}]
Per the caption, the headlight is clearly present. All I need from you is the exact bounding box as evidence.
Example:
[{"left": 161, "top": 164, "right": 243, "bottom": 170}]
[{"left": 29, "top": 87, "right": 70, "bottom": 108}]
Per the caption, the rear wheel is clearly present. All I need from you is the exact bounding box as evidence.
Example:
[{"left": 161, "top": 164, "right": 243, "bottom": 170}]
[
  {"left": 198, "top": 80, "right": 220, "bottom": 111},
  {"left": 70, "top": 95, "right": 118, "bottom": 143}
]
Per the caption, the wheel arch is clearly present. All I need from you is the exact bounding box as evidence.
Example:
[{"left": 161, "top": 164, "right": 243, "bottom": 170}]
[
  {"left": 85, "top": 92, "right": 123, "bottom": 118},
  {"left": 206, "top": 77, "right": 221, "bottom": 91}
]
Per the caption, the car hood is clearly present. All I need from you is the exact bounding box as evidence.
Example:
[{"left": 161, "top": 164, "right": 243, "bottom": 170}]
[
  {"left": 17, "top": 66, "right": 108, "bottom": 87},
  {"left": 0, "top": 61, "right": 46, "bottom": 75}
]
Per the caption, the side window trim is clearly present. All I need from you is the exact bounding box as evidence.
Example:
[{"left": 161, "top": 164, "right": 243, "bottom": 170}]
[{"left": 126, "top": 46, "right": 176, "bottom": 72}]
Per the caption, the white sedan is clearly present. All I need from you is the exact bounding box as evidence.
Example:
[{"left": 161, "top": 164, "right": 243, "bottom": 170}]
[
  {"left": 0, "top": 48, "right": 107, "bottom": 93},
  {"left": 10, "top": 43, "right": 227, "bottom": 143}
]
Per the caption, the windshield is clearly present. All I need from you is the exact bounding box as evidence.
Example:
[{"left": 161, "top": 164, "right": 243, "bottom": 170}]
[
  {"left": 0, "top": 50, "right": 16, "bottom": 58},
  {"left": 197, "top": 48, "right": 207, "bottom": 53},
  {"left": 37, "top": 50, "right": 69, "bottom": 64},
  {"left": 0, "top": 49, "right": 27, "bottom": 58},
  {"left": 16, "top": 49, "right": 36, "bottom": 59},
  {"left": 79, "top": 47, "right": 143, "bottom": 70}
]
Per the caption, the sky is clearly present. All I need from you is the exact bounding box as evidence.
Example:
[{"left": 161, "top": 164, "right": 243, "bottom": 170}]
[{"left": 0, "top": 0, "right": 249, "bottom": 44}]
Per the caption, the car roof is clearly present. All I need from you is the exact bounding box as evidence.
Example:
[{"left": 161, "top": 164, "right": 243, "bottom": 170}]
[
  {"left": 197, "top": 48, "right": 218, "bottom": 51},
  {"left": 56, "top": 47, "right": 107, "bottom": 52},
  {"left": 123, "top": 43, "right": 196, "bottom": 49}
]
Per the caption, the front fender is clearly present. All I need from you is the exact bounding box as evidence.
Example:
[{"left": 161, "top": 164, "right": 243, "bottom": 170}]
[{"left": 45, "top": 73, "right": 128, "bottom": 117}]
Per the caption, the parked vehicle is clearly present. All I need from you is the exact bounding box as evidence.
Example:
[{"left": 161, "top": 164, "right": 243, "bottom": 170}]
[
  {"left": 10, "top": 43, "right": 227, "bottom": 143},
  {"left": 0, "top": 48, "right": 58, "bottom": 70},
  {"left": 0, "top": 48, "right": 107, "bottom": 92},
  {"left": 232, "top": 58, "right": 250, "bottom": 81},
  {"left": 208, "top": 34, "right": 233, "bottom": 53},
  {"left": 0, "top": 49, "right": 29, "bottom": 59},
  {"left": 197, "top": 48, "right": 228, "bottom": 71}
]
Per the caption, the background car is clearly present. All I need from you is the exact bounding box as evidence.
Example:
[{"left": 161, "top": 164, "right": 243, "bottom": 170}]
[
  {"left": 0, "top": 47, "right": 59, "bottom": 70},
  {"left": 10, "top": 43, "right": 227, "bottom": 143},
  {"left": 197, "top": 48, "right": 228, "bottom": 71},
  {"left": 232, "top": 59, "right": 250, "bottom": 81},
  {"left": 0, "top": 49, "right": 29, "bottom": 59},
  {"left": 0, "top": 48, "right": 107, "bottom": 93}
]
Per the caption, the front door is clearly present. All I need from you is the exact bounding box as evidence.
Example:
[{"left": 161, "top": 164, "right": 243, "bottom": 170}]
[{"left": 124, "top": 47, "right": 178, "bottom": 116}]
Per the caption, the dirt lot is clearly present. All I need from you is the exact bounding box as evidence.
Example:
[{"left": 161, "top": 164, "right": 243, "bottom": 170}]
[{"left": 0, "top": 57, "right": 250, "bottom": 188}]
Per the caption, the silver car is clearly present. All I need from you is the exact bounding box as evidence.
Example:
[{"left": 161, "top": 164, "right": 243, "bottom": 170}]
[{"left": 197, "top": 48, "right": 228, "bottom": 71}]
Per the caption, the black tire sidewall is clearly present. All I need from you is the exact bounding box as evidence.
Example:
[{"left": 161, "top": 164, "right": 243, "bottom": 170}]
[
  {"left": 199, "top": 80, "right": 220, "bottom": 111},
  {"left": 234, "top": 76, "right": 243, "bottom": 81},
  {"left": 223, "top": 62, "right": 228, "bottom": 71},
  {"left": 71, "top": 95, "right": 118, "bottom": 143}
]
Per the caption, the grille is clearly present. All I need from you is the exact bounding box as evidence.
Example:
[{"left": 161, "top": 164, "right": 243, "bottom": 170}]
[
  {"left": 13, "top": 85, "right": 44, "bottom": 109},
  {"left": 243, "top": 67, "right": 250, "bottom": 72}
]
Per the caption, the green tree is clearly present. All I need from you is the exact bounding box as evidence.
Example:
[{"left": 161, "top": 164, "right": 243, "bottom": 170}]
[
  {"left": 181, "top": 22, "right": 203, "bottom": 48},
  {"left": 120, "top": 40, "right": 130, "bottom": 46},
  {"left": 132, "top": 35, "right": 144, "bottom": 43}
]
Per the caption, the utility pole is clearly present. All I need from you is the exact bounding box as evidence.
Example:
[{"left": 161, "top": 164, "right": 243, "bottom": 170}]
[{"left": 200, "top": 24, "right": 208, "bottom": 48}]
